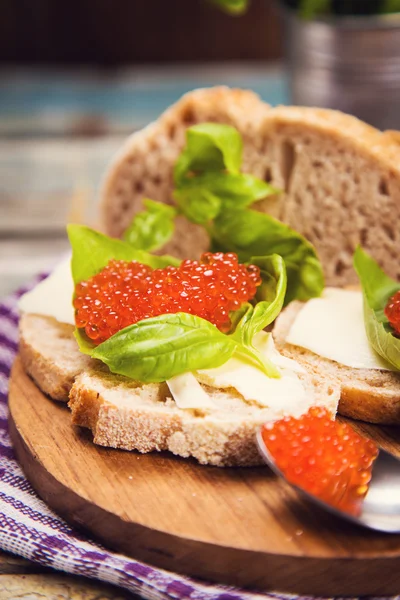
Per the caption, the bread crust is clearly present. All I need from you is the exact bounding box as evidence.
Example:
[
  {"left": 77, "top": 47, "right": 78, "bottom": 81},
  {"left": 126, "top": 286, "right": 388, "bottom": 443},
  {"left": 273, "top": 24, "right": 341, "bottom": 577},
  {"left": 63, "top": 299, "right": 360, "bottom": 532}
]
[{"left": 274, "top": 301, "right": 400, "bottom": 425}]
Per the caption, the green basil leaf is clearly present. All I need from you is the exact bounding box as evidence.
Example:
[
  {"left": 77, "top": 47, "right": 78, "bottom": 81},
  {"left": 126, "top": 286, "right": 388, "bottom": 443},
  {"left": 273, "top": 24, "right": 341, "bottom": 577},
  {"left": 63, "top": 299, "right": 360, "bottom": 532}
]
[
  {"left": 228, "top": 255, "right": 285, "bottom": 379},
  {"left": 91, "top": 311, "right": 280, "bottom": 382},
  {"left": 174, "top": 188, "right": 222, "bottom": 225},
  {"left": 176, "top": 172, "right": 277, "bottom": 218},
  {"left": 91, "top": 312, "right": 264, "bottom": 382},
  {"left": 174, "top": 123, "right": 242, "bottom": 185},
  {"left": 123, "top": 199, "right": 176, "bottom": 252},
  {"left": 353, "top": 246, "right": 399, "bottom": 319},
  {"left": 74, "top": 328, "right": 95, "bottom": 355},
  {"left": 210, "top": 208, "right": 324, "bottom": 304},
  {"left": 67, "top": 224, "right": 180, "bottom": 285},
  {"left": 92, "top": 313, "right": 236, "bottom": 382},
  {"left": 353, "top": 246, "right": 400, "bottom": 371},
  {"left": 249, "top": 254, "right": 287, "bottom": 331},
  {"left": 231, "top": 255, "right": 286, "bottom": 345}
]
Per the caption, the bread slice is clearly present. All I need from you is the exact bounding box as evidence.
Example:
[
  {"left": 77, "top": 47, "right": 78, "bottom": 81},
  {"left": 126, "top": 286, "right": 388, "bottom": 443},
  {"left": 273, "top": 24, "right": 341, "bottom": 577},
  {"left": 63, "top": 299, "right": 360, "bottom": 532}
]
[
  {"left": 18, "top": 313, "right": 339, "bottom": 466},
  {"left": 68, "top": 365, "right": 339, "bottom": 467},
  {"left": 19, "top": 313, "right": 94, "bottom": 402},
  {"left": 274, "top": 302, "right": 400, "bottom": 425},
  {"left": 100, "top": 87, "right": 400, "bottom": 288}
]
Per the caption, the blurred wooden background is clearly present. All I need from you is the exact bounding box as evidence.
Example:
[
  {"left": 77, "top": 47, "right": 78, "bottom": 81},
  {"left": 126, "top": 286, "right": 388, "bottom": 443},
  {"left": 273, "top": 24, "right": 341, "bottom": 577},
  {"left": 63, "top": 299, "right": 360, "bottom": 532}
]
[
  {"left": 0, "top": 0, "right": 282, "bottom": 64},
  {"left": 0, "top": 0, "right": 286, "bottom": 298}
]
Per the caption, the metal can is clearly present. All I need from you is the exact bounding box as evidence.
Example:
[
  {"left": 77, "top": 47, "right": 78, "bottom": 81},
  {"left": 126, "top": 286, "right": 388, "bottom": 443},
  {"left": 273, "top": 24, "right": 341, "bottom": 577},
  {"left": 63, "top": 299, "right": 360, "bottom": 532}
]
[{"left": 284, "top": 8, "right": 400, "bottom": 130}]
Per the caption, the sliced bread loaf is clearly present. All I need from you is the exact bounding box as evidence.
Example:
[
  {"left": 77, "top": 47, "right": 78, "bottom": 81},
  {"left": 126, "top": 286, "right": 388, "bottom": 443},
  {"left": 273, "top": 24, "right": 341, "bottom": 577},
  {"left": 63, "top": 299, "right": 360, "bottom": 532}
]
[
  {"left": 18, "top": 312, "right": 339, "bottom": 466},
  {"left": 273, "top": 301, "right": 400, "bottom": 425},
  {"left": 100, "top": 87, "right": 400, "bottom": 288}
]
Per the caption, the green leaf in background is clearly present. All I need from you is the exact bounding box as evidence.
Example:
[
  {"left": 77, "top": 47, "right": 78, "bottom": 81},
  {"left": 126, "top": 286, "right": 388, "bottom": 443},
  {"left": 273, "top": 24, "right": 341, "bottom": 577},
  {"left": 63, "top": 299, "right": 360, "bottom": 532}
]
[
  {"left": 91, "top": 312, "right": 278, "bottom": 382},
  {"left": 208, "top": 0, "right": 249, "bottom": 14},
  {"left": 353, "top": 246, "right": 400, "bottom": 371},
  {"left": 123, "top": 199, "right": 177, "bottom": 252},
  {"left": 299, "top": 0, "right": 331, "bottom": 18},
  {"left": 67, "top": 224, "right": 180, "bottom": 285},
  {"left": 210, "top": 208, "right": 324, "bottom": 304},
  {"left": 174, "top": 123, "right": 242, "bottom": 185},
  {"left": 382, "top": 0, "right": 400, "bottom": 13},
  {"left": 232, "top": 254, "right": 287, "bottom": 346}
]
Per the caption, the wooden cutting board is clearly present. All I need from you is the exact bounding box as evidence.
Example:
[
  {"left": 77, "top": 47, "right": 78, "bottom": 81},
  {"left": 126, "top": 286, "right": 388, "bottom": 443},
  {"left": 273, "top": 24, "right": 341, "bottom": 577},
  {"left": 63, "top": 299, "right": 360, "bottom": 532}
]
[{"left": 8, "top": 357, "right": 400, "bottom": 596}]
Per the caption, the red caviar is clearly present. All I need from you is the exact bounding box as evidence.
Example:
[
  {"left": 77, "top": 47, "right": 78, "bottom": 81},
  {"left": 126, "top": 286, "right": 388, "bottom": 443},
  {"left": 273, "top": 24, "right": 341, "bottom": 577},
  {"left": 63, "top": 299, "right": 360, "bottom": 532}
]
[
  {"left": 74, "top": 252, "right": 261, "bottom": 344},
  {"left": 385, "top": 290, "right": 400, "bottom": 336},
  {"left": 261, "top": 407, "right": 378, "bottom": 516}
]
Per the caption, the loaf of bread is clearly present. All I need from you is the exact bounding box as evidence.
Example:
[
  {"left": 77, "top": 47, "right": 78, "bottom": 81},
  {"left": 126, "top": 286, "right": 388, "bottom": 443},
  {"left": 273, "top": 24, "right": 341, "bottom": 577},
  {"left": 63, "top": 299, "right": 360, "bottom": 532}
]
[{"left": 100, "top": 87, "right": 400, "bottom": 288}]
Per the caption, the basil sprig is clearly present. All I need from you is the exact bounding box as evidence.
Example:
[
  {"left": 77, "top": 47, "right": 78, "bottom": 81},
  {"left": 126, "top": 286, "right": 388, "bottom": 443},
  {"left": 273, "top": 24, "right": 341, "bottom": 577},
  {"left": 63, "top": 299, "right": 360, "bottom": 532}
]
[
  {"left": 354, "top": 246, "right": 400, "bottom": 371},
  {"left": 127, "top": 122, "right": 324, "bottom": 304},
  {"left": 69, "top": 221, "right": 285, "bottom": 381}
]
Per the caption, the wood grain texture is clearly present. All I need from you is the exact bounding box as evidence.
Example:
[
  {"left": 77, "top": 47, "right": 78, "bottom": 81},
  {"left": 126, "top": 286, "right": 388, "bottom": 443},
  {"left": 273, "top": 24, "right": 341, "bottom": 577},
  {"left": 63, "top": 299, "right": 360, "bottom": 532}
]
[{"left": 8, "top": 356, "right": 400, "bottom": 596}]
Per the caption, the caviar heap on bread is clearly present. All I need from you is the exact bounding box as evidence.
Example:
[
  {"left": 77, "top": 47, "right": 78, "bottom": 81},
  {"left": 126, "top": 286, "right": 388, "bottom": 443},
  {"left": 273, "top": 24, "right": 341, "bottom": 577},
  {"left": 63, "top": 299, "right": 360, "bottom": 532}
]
[
  {"left": 74, "top": 252, "right": 262, "bottom": 344},
  {"left": 261, "top": 408, "right": 379, "bottom": 516}
]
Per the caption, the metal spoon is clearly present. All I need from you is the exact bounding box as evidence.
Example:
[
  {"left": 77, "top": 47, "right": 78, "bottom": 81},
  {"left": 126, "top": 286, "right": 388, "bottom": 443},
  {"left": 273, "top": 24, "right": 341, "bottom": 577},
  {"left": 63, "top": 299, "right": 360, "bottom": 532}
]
[{"left": 256, "top": 429, "right": 400, "bottom": 533}]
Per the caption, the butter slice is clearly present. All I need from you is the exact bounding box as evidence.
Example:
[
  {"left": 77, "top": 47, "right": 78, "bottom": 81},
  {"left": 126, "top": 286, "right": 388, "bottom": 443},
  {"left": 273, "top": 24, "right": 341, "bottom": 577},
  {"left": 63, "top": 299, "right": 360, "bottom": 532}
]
[
  {"left": 18, "top": 256, "right": 75, "bottom": 326},
  {"left": 286, "top": 288, "right": 392, "bottom": 371}
]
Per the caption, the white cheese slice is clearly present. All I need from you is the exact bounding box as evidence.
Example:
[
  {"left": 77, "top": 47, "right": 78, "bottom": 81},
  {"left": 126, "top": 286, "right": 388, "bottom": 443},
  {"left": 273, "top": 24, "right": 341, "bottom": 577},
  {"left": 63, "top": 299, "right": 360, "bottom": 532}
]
[
  {"left": 286, "top": 287, "right": 393, "bottom": 371},
  {"left": 18, "top": 256, "right": 75, "bottom": 326},
  {"left": 168, "top": 333, "right": 308, "bottom": 413},
  {"left": 253, "top": 331, "right": 306, "bottom": 374},
  {"left": 197, "top": 331, "right": 307, "bottom": 411},
  {"left": 167, "top": 372, "right": 217, "bottom": 411},
  {"left": 197, "top": 359, "right": 307, "bottom": 412}
]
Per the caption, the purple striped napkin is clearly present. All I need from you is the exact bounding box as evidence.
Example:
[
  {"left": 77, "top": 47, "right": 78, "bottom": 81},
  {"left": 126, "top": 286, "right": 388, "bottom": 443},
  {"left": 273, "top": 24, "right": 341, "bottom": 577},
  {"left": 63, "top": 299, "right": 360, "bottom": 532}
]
[{"left": 0, "top": 277, "right": 397, "bottom": 600}]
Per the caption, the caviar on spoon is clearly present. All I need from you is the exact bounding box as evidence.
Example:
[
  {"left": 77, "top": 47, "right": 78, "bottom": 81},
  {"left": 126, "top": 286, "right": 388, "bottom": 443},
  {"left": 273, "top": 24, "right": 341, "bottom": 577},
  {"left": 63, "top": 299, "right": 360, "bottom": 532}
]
[{"left": 257, "top": 409, "right": 400, "bottom": 533}]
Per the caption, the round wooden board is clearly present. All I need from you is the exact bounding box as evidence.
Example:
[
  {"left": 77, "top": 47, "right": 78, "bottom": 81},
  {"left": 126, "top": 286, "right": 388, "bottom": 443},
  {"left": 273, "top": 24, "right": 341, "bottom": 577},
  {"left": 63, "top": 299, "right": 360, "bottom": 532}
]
[{"left": 8, "top": 357, "right": 400, "bottom": 596}]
